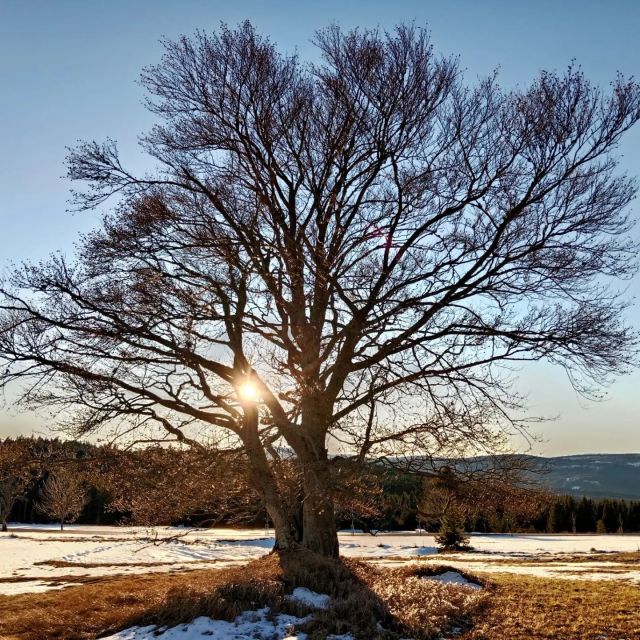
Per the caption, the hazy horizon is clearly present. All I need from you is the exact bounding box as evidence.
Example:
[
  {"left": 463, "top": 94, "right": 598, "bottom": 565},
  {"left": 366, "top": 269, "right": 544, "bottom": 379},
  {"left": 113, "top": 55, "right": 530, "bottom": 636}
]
[{"left": 1, "top": 0, "right": 639, "bottom": 455}]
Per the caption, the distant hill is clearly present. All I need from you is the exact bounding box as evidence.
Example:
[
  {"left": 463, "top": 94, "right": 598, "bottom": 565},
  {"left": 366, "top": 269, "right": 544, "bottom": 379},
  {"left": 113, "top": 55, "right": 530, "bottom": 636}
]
[
  {"left": 385, "top": 452, "right": 640, "bottom": 500},
  {"left": 536, "top": 453, "right": 640, "bottom": 500}
]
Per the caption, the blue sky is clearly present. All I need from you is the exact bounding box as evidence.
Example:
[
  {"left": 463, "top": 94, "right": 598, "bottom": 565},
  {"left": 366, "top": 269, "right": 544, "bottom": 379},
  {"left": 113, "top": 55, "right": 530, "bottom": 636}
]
[{"left": 1, "top": 0, "right": 639, "bottom": 454}]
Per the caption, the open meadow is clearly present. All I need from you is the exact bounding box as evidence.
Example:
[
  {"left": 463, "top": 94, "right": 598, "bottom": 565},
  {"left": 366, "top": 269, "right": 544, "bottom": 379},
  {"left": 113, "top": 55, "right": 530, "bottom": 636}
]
[{"left": 1, "top": 525, "right": 639, "bottom": 639}]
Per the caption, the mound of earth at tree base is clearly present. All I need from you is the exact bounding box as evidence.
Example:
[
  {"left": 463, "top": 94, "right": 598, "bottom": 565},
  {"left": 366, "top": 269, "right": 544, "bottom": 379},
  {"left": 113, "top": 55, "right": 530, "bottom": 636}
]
[
  {"left": 0, "top": 551, "right": 486, "bottom": 640},
  {"left": 96, "top": 553, "right": 489, "bottom": 640}
]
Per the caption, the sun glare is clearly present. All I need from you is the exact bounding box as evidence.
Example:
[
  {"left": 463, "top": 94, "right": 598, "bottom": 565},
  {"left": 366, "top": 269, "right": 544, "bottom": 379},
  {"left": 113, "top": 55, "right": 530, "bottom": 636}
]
[{"left": 238, "top": 380, "right": 261, "bottom": 403}]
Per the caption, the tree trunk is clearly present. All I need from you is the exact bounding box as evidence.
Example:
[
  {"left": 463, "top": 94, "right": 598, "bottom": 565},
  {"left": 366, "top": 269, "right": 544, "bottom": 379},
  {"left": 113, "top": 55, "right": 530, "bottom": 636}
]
[
  {"left": 1, "top": 520, "right": 7, "bottom": 532},
  {"left": 300, "top": 458, "right": 339, "bottom": 557},
  {"left": 269, "top": 504, "right": 301, "bottom": 552},
  {"left": 240, "top": 403, "right": 339, "bottom": 556},
  {"left": 302, "top": 504, "right": 339, "bottom": 557},
  {"left": 60, "top": 520, "right": 64, "bottom": 531},
  {"left": 240, "top": 408, "right": 302, "bottom": 552}
]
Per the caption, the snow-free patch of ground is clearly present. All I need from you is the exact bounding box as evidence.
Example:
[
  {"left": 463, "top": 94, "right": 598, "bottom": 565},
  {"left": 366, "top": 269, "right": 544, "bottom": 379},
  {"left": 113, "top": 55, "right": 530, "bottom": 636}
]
[{"left": 2, "top": 525, "right": 640, "bottom": 595}]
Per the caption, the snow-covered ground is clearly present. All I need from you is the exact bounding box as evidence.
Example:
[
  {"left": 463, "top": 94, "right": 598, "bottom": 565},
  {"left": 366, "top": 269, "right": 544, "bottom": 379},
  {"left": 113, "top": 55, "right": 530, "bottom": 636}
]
[
  {"left": 1, "top": 524, "right": 639, "bottom": 595},
  {"left": 338, "top": 530, "right": 640, "bottom": 557},
  {"left": 0, "top": 524, "right": 273, "bottom": 595},
  {"left": 102, "top": 607, "right": 345, "bottom": 640},
  {"left": 422, "top": 571, "right": 483, "bottom": 590},
  {"left": 103, "top": 601, "right": 358, "bottom": 640}
]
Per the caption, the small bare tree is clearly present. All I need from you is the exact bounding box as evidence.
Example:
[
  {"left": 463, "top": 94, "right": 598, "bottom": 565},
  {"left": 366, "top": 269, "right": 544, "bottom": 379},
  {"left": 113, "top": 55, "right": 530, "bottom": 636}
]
[
  {"left": 0, "top": 439, "right": 32, "bottom": 532},
  {"left": 37, "top": 471, "right": 87, "bottom": 531}
]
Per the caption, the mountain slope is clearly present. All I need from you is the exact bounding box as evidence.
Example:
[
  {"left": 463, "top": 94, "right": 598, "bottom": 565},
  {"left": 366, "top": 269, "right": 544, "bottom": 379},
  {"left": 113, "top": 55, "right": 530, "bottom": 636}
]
[{"left": 538, "top": 453, "right": 640, "bottom": 500}]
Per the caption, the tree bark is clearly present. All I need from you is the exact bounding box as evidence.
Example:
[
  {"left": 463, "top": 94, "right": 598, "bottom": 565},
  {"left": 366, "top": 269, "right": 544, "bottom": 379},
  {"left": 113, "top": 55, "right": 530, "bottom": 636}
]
[
  {"left": 300, "top": 455, "right": 339, "bottom": 557},
  {"left": 301, "top": 498, "right": 339, "bottom": 557},
  {"left": 287, "top": 395, "right": 340, "bottom": 557},
  {"left": 269, "top": 505, "right": 301, "bottom": 552},
  {"left": 1, "top": 521, "right": 7, "bottom": 532},
  {"left": 241, "top": 409, "right": 302, "bottom": 552}
]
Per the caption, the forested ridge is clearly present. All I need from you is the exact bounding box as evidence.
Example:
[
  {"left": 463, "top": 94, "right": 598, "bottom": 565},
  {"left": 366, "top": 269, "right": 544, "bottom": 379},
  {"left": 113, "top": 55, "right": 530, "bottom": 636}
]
[{"left": 2, "top": 437, "right": 639, "bottom": 533}]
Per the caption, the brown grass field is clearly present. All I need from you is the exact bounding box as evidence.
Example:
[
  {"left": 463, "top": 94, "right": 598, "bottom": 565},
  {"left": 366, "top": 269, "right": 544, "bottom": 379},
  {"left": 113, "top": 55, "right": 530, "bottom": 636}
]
[{"left": 0, "top": 553, "right": 638, "bottom": 640}]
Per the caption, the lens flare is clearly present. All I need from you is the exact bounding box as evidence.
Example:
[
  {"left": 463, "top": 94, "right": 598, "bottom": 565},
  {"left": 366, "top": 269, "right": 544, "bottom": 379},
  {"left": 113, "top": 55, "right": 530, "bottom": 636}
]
[{"left": 238, "top": 380, "right": 261, "bottom": 403}]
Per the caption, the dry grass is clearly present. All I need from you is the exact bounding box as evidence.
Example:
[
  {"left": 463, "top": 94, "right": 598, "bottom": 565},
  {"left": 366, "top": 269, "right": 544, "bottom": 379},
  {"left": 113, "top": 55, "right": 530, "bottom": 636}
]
[
  {"left": 277, "top": 555, "right": 486, "bottom": 639},
  {"left": 446, "top": 550, "right": 640, "bottom": 566},
  {"left": 33, "top": 558, "right": 232, "bottom": 569},
  {"left": 0, "top": 575, "right": 106, "bottom": 586},
  {"left": 0, "top": 554, "right": 638, "bottom": 640},
  {"left": 127, "top": 554, "right": 486, "bottom": 639},
  {"left": 0, "top": 554, "right": 485, "bottom": 640},
  {"left": 374, "top": 550, "right": 640, "bottom": 565},
  {"left": 547, "top": 550, "right": 640, "bottom": 564},
  {"left": 0, "top": 560, "right": 285, "bottom": 640},
  {"left": 465, "top": 572, "right": 640, "bottom": 640}
]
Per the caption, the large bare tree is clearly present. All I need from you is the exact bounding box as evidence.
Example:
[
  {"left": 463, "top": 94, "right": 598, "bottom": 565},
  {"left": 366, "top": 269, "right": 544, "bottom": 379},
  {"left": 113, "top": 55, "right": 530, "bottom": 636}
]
[{"left": 1, "top": 23, "right": 639, "bottom": 556}]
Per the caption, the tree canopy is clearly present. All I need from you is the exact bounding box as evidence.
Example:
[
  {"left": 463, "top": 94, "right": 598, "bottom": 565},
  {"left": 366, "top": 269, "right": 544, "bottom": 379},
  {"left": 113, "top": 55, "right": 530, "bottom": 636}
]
[{"left": 1, "top": 22, "right": 639, "bottom": 555}]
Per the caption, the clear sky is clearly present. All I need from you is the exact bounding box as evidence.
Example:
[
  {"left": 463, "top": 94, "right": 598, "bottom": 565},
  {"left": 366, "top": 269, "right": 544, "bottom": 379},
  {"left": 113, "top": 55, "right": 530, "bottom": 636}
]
[{"left": 1, "top": 0, "right": 639, "bottom": 454}]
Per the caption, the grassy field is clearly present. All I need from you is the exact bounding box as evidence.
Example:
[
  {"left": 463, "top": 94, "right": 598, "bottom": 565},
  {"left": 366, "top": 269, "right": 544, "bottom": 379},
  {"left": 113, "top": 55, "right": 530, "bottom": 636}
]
[
  {"left": 468, "top": 573, "right": 640, "bottom": 639},
  {"left": 0, "top": 552, "right": 638, "bottom": 640}
]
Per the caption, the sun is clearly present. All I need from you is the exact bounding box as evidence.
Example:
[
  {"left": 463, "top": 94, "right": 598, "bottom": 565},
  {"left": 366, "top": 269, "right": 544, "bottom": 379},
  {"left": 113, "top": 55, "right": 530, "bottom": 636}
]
[{"left": 237, "top": 380, "right": 261, "bottom": 403}]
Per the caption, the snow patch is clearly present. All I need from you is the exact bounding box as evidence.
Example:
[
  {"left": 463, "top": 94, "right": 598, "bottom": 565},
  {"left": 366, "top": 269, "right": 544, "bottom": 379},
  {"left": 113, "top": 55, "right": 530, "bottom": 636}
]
[
  {"left": 422, "top": 571, "right": 482, "bottom": 590},
  {"left": 287, "top": 587, "right": 332, "bottom": 609},
  {"left": 4, "top": 526, "right": 640, "bottom": 595},
  {"left": 103, "top": 608, "right": 310, "bottom": 639}
]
